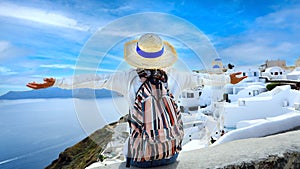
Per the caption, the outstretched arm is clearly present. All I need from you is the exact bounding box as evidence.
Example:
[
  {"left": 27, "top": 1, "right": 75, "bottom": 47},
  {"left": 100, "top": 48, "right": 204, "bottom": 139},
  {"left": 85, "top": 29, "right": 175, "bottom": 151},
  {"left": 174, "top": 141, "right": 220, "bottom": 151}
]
[
  {"left": 168, "top": 69, "right": 248, "bottom": 92},
  {"left": 230, "top": 72, "right": 247, "bottom": 84},
  {"left": 26, "top": 78, "right": 55, "bottom": 89},
  {"left": 26, "top": 70, "right": 136, "bottom": 96}
]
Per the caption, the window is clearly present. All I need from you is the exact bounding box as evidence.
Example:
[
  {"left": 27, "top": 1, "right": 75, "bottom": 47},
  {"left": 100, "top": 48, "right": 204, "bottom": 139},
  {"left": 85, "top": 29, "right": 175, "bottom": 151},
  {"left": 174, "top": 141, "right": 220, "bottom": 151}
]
[
  {"left": 243, "top": 72, "right": 246, "bottom": 76},
  {"left": 181, "top": 92, "right": 186, "bottom": 98},
  {"left": 275, "top": 72, "right": 278, "bottom": 75},
  {"left": 254, "top": 72, "right": 257, "bottom": 76},
  {"left": 199, "top": 92, "right": 202, "bottom": 96},
  {"left": 187, "top": 93, "right": 194, "bottom": 98},
  {"left": 253, "top": 90, "right": 259, "bottom": 96}
]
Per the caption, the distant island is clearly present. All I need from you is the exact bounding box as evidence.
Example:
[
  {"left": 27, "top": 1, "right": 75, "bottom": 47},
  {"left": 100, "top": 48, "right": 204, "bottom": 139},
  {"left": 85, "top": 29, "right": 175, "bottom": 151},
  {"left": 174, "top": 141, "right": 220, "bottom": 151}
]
[{"left": 0, "top": 87, "right": 121, "bottom": 100}]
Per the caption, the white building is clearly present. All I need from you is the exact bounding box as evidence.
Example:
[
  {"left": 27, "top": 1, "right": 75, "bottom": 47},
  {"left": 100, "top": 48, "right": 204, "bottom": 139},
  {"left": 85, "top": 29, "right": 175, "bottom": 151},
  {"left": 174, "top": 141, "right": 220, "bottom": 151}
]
[
  {"left": 286, "top": 67, "right": 300, "bottom": 80},
  {"left": 181, "top": 57, "right": 225, "bottom": 111},
  {"left": 261, "top": 66, "right": 286, "bottom": 80},
  {"left": 225, "top": 84, "right": 267, "bottom": 103},
  {"left": 211, "top": 57, "right": 223, "bottom": 73},
  {"left": 224, "top": 66, "right": 266, "bottom": 102},
  {"left": 227, "top": 66, "right": 261, "bottom": 83},
  {"left": 222, "top": 85, "right": 300, "bottom": 128},
  {"left": 178, "top": 87, "right": 202, "bottom": 112}
]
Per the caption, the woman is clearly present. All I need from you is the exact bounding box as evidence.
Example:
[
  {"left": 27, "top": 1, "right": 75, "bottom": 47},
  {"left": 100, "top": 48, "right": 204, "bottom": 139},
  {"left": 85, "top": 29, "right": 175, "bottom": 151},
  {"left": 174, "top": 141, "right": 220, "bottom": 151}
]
[{"left": 27, "top": 33, "right": 246, "bottom": 168}]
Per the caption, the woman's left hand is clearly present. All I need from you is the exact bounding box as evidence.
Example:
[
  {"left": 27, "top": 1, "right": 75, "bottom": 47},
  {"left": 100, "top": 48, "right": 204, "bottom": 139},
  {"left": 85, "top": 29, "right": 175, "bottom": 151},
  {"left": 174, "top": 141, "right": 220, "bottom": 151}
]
[{"left": 230, "top": 72, "right": 247, "bottom": 84}]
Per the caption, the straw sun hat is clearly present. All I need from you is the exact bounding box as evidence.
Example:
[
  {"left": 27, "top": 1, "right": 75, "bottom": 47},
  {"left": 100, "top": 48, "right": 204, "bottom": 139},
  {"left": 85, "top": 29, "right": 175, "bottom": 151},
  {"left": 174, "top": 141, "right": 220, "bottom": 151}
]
[{"left": 124, "top": 33, "right": 178, "bottom": 69}]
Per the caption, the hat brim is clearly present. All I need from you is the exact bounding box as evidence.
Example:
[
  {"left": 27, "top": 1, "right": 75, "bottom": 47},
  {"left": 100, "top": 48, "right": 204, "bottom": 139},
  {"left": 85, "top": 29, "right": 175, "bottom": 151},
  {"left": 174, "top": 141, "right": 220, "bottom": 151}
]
[{"left": 124, "top": 40, "right": 177, "bottom": 69}]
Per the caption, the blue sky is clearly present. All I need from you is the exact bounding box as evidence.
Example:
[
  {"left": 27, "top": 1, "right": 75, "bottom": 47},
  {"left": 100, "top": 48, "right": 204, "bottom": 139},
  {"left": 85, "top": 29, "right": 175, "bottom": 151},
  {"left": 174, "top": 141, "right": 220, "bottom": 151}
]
[{"left": 0, "top": 0, "right": 300, "bottom": 95}]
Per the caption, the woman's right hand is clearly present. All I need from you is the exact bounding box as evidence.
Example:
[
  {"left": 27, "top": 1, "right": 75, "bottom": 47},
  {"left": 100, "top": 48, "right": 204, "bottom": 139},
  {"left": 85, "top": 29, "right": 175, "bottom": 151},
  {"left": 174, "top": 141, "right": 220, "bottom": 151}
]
[{"left": 26, "top": 78, "right": 56, "bottom": 90}]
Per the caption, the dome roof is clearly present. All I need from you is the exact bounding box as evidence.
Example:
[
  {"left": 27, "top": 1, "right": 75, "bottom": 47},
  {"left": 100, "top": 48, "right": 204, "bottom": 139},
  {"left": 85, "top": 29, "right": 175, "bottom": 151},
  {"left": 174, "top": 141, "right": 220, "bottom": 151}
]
[{"left": 213, "top": 65, "right": 221, "bottom": 69}]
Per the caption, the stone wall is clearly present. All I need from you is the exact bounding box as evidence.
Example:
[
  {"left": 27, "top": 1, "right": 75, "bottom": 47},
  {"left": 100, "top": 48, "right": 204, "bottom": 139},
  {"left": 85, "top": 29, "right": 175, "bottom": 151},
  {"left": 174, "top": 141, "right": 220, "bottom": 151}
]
[
  {"left": 93, "top": 130, "right": 300, "bottom": 169},
  {"left": 225, "top": 152, "right": 300, "bottom": 169}
]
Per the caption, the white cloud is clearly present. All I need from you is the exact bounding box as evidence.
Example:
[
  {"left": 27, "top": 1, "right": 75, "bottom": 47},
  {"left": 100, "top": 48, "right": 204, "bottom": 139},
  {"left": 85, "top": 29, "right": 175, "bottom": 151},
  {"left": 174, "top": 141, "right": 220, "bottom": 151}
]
[
  {"left": 255, "top": 7, "right": 300, "bottom": 30},
  {"left": 40, "top": 64, "right": 75, "bottom": 69},
  {"left": 40, "top": 64, "right": 116, "bottom": 73},
  {"left": 218, "top": 6, "right": 300, "bottom": 66},
  {"left": 0, "top": 41, "right": 10, "bottom": 52},
  {"left": 0, "top": 66, "right": 17, "bottom": 75},
  {"left": 100, "top": 5, "right": 133, "bottom": 15},
  {"left": 0, "top": 41, "right": 29, "bottom": 60},
  {"left": 78, "top": 12, "right": 218, "bottom": 71},
  {"left": 105, "top": 53, "right": 123, "bottom": 62},
  {"left": 0, "top": 2, "right": 90, "bottom": 31},
  {"left": 221, "top": 42, "right": 299, "bottom": 65}
]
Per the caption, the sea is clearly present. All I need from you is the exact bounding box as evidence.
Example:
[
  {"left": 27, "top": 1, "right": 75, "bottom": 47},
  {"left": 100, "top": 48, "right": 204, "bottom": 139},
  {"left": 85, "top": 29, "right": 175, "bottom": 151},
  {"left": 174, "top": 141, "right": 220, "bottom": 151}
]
[{"left": 0, "top": 97, "right": 128, "bottom": 169}]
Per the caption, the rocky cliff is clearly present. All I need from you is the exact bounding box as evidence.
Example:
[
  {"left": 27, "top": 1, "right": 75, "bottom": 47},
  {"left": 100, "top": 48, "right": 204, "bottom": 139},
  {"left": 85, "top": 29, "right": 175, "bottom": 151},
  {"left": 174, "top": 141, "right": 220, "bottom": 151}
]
[{"left": 45, "top": 116, "right": 127, "bottom": 169}]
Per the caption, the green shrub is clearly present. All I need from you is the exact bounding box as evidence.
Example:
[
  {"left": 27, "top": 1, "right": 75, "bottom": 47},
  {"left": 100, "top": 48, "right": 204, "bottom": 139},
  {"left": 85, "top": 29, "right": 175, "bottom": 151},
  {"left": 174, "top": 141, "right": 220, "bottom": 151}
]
[{"left": 266, "top": 83, "right": 281, "bottom": 91}]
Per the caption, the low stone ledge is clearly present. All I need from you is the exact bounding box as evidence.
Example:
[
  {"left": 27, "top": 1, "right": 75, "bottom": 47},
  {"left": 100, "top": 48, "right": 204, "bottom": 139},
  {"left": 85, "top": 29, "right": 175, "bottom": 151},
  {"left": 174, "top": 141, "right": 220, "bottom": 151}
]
[{"left": 92, "top": 130, "right": 300, "bottom": 169}]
